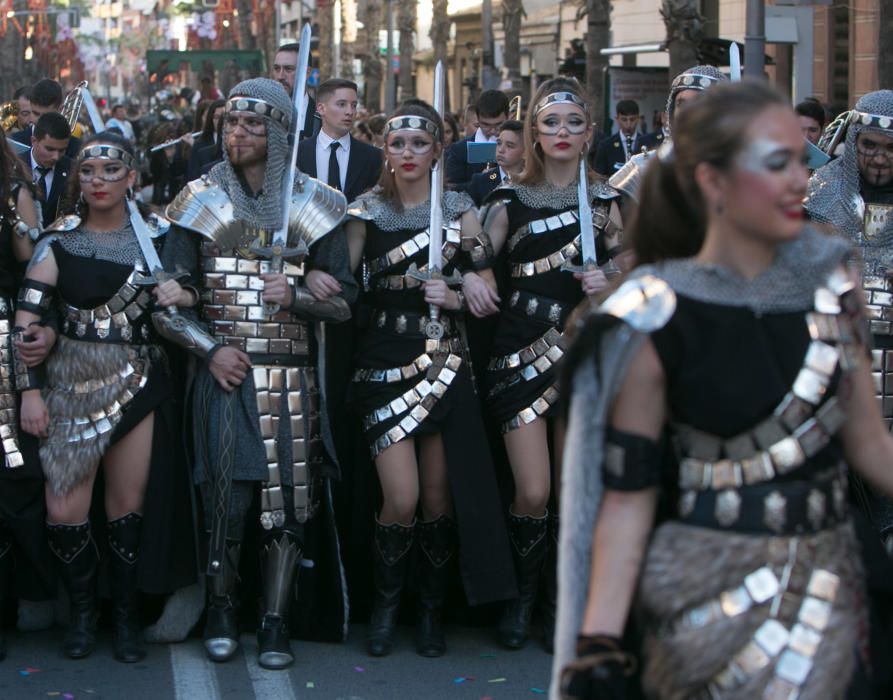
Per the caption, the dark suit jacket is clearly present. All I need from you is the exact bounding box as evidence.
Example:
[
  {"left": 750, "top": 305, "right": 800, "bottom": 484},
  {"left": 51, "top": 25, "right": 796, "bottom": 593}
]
[
  {"left": 296, "top": 134, "right": 382, "bottom": 203},
  {"left": 445, "top": 137, "right": 488, "bottom": 191},
  {"left": 21, "top": 149, "right": 72, "bottom": 224},
  {"left": 467, "top": 167, "right": 503, "bottom": 207},
  {"left": 12, "top": 127, "right": 81, "bottom": 160},
  {"left": 187, "top": 138, "right": 222, "bottom": 181},
  {"left": 594, "top": 132, "right": 651, "bottom": 176}
]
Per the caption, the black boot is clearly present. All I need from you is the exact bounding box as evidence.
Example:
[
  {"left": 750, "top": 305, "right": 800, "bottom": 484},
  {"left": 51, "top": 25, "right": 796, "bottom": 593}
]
[
  {"left": 204, "top": 540, "right": 241, "bottom": 662},
  {"left": 542, "top": 513, "right": 559, "bottom": 654},
  {"left": 499, "top": 510, "right": 548, "bottom": 650},
  {"left": 107, "top": 513, "right": 146, "bottom": 663},
  {"left": 0, "top": 523, "right": 11, "bottom": 661},
  {"left": 47, "top": 522, "right": 99, "bottom": 659},
  {"left": 257, "top": 531, "right": 301, "bottom": 670},
  {"left": 416, "top": 516, "right": 456, "bottom": 658},
  {"left": 367, "top": 518, "right": 414, "bottom": 657}
]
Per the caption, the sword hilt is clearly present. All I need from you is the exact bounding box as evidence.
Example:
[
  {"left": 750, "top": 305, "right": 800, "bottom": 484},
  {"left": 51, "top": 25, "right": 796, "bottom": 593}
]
[
  {"left": 250, "top": 242, "right": 307, "bottom": 316},
  {"left": 405, "top": 264, "right": 464, "bottom": 340},
  {"left": 134, "top": 265, "right": 190, "bottom": 316},
  {"left": 560, "top": 259, "right": 599, "bottom": 274}
]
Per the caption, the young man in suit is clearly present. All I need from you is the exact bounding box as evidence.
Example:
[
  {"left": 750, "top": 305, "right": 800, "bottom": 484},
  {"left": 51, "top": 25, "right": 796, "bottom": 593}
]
[
  {"left": 467, "top": 119, "right": 524, "bottom": 206},
  {"left": 296, "top": 78, "right": 381, "bottom": 202},
  {"left": 24, "top": 112, "right": 72, "bottom": 225},
  {"left": 272, "top": 43, "right": 320, "bottom": 140},
  {"left": 445, "top": 89, "right": 509, "bottom": 191},
  {"left": 593, "top": 99, "right": 657, "bottom": 176},
  {"left": 11, "top": 80, "right": 81, "bottom": 158}
]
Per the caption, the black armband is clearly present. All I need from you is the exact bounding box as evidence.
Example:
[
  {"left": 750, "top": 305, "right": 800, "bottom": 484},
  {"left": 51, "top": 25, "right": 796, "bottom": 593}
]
[
  {"left": 11, "top": 326, "right": 46, "bottom": 392},
  {"left": 559, "top": 635, "right": 637, "bottom": 700},
  {"left": 16, "top": 279, "right": 55, "bottom": 316},
  {"left": 460, "top": 232, "right": 496, "bottom": 271},
  {"left": 602, "top": 428, "right": 663, "bottom": 491}
]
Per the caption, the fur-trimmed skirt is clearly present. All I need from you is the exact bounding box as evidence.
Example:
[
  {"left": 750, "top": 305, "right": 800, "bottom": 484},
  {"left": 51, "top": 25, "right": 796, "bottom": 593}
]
[{"left": 636, "top": 520, "right": 864, "bottom": 699}]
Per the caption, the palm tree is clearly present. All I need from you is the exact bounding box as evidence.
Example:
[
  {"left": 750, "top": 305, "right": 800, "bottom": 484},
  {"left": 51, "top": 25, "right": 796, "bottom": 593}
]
[
  {"left": 880, "top": 0, "right": 893, "bottom": 91},
  {"left": 361, "top": 0, "right": 384, "bottom": 111},
  {"left": 430, "top": 0, "right": 451, "bottom": 108},
  {"left": 502, "top": 0, "right": 525, "bottom": 93},
  {"left": 582, "top": 0, "right": 610, "bottom": 133},
  {"left": 661, "top": 0, "right": 703, "bottom": 80},
  {"left": 397, "top": 0, "right": 416, "bottom": 100},
  {"left": 318, "top": 0, "right": 336, "bottom": 82}
]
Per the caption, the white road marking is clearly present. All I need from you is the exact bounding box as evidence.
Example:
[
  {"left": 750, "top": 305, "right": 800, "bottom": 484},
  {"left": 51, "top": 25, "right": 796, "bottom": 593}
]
[
  {"left": 243, "top": 635, "right": 298, "bottom": 700},
  {"left": 170, "top": 642, "right": 223, "bottom": 700}
]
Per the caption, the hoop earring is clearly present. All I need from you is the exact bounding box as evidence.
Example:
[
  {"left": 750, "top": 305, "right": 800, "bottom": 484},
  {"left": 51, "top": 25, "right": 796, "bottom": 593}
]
[
  {"left": 385, "top": 159, "right": 395, "bottom": 174},
  {"left": 126, "top": 187, "right": 135, "bottom": 200},
  {"left": 76, "top": 192, "right": 86, "bottom": 216}
]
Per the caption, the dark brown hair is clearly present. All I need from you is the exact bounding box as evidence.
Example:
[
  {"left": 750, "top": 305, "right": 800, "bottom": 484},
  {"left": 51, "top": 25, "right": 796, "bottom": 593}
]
[
  {"left": 629, "top": 79, "right": 789, "bottom": 265},
  {"left": 317, "top": 79, "right": 358, "bottom": 103},
  {"left": 376, "top": 100, "right": 444, "bottom": 210}
]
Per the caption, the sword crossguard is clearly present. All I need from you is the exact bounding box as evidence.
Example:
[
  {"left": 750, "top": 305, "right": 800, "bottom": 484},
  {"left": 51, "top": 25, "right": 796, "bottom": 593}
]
[
  {"left": 560, "top": 259, "right": 599, "bottom": 275},
  {"left": 250, "top": 241, "right": 309, "bottom": 316},
  {"left": 133, "top": 265, "right": 190, "bottom": 315},
  {"left": 405, "top": 263, "right": 463, "bottom": 287}
]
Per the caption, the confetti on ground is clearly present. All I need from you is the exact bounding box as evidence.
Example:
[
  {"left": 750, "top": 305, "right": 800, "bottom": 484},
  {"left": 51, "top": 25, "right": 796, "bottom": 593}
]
[
  {"left": 306, "top": 681, "right": 315, "bottom": 688},
  {"left": 530, "top": 689, "right": 546, "bottom": 694},
  {"left": 47, "top": 694, "right": 59, "bottom": 698},
  {"left": 480, "top": 696, "right": 494, "bottom": 700},
  {"left": 454, "top": 677, "right": 476, "bottom": 684},
  {"left": 63, "top": 695, "right": 74, "bottom": 700},
  {"left": 488, "top": 677, "right": 507, "bottom": 683},
  {"left": 354, "top": 666, "right": 365, "bottom": 673}
]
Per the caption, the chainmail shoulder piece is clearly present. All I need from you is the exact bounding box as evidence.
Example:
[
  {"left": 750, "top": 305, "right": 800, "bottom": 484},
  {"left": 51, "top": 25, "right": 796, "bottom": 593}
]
[
  {"left": 632, "top": 226, "right": 851, "bottom": 313},
  {"left": 208, "top": 78, "right": 293, "bottom": 231},
  {"left": 511, "top": 180, "right": 619, "bottom": 210},
  {"left": 666, "top": 64, "right": 727, "bottom": 132},
  {"left": 347, "top": 187, "right": 474, "bottom": 231},
  {"left": 805, "top": 89, "right": 893, "bottom": 271},
  {"left": 54, "top": 222, "right": 144, "bottom": 268}
]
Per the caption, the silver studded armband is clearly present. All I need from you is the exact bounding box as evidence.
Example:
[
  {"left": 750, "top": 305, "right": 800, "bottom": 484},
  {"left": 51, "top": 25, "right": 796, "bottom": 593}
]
[
  {"left": 17, "top": 279, "right": 55, "bottom": 317},
  {"left": 290, "top": 285, "right": 351, "bottom": 323},
  {"left": 11, "top": 326, "right": 46, "bottom": 392},
  {"left": 151, "top": 311, "right": 219, "bottom": 361},
  {"left": 460, "top": 232, "right": 496, "bottom": 271}
]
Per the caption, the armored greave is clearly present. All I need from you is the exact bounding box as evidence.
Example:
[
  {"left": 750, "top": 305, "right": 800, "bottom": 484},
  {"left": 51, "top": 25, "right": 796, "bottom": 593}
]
[
  {"left": 0, "top": 522, "right": 11, "bottom": 661},
  {"left": 499, "top": 510, "right": 548, "bottom": 650},
  {"left": 542, "top": 513, "right": 559, "bottom": 653},
  {"left": 367, "top": 518, "right": 415, "bottom": 657},
  {"left": 203, "top": 539, "right": 241, "bottom": 662},
  {"left": 107, "top": 513, "right": 146, "bottom": 663},
  {"left": 416, "top": 515, "right": 456, "bottom": 658},
  {"left": 257, "top": 529, "right": 302, "bottom": 670},
  {"left": 47, "top": 522, "right": 99, "bottom": 659}
]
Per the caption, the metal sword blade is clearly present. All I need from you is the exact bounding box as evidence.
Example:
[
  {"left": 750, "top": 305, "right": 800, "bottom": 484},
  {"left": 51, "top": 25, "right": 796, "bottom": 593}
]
[
  {"left": 577, "top": 157, "right": 597, "bottom": 268},
  {"left": 81, "top": 87, "right": 106, "bottom": 132},
  {"left": 428, "top": 60, "right": 446, "bottom": 273},
  {"left": 729, "top": 43, "right": 742, "bottom": 82},
  {"left": 126, "top": 199, "right": 165, "bottom": 274}
]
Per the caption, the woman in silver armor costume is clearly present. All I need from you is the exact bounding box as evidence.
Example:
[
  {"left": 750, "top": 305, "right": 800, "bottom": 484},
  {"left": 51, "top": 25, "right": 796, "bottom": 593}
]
[
  {"left": 554, "top": 81, "right": 893, "bottom": 699},
  {"left": 462, "top": 77, "right": 624, "bottom": 651},
  {"left": 15, "top": 132, "right": 195, "bottom": 664},
  {"left": 0, "top": 133, "right": 55, "bottom": 659},
  {"left": 344, "top": 100, "right": 515, "bottom": 659}
]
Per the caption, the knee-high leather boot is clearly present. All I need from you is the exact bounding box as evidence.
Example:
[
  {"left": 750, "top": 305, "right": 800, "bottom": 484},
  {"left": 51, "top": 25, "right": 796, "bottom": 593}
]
[
  {"left": 203, "top": 539, "right": 241, "bottom": 662},
  {"left": 498, "top": 510, "right": 548, "bottom": 650},
  {"left": 257, "top": 531, "right": 301, "bottom": 670},
  {"left": 47, "top": 522, "right": 98, "bottom": 659},
  {"left": 542, "top": 512, "right": 559, "bottom": 653},
  {"left": 416, "top": 515, "right": 456, "bottom": 658},
  {"left": 367, "top": 518, "right": 414, "bottom": 657},
  {"left": 107, "top": 513, "right": 146, "bottom": 662}
]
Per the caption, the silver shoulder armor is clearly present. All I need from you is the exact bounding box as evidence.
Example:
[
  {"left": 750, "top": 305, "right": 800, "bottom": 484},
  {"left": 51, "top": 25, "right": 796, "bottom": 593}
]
[
  {"left": 289, "top": 173, "right": 348, "bottom": 247},
  {"left": 44, "top": 215, "right": 82, "bottom": 233},
  {"left": 165, "top": 176, "right": 241, "bottom": 247},
  {"left": 608, "top": 151, "right": 653, "bottom": 203},
  {"left": 145, "top": 211, "right": 171, "bottom": 238},
  {"left": 599, "top": 274, "right": 676, "bottom": 332}
]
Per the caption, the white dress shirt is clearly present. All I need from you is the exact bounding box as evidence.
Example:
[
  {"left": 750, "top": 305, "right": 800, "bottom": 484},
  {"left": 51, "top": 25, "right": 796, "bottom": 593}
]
[
  {"left": 315, "top": 131, "right": 351, "bottom": 191},
  {"left": 30, "top": 153, "right": 54, "bottom": 195}
]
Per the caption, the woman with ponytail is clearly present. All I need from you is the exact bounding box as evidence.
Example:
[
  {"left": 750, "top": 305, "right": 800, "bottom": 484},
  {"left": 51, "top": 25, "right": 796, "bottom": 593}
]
[
  {"left": 461, "top": 77, "right": 624, "bottom": 652},
  {"left": 553, "top": 80, "right": 892, "bottom": 699},
  {"left": 345, "top": 101, "right": 514, "bottom": 659}
]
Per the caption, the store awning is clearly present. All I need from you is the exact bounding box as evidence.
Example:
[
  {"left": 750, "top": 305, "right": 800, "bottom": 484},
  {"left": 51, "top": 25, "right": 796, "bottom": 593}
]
[{"left": 146, "top": 50, "right": 266, "bottom": 75}]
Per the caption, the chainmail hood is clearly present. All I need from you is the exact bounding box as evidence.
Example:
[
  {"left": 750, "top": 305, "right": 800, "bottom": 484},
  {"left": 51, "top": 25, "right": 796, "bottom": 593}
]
[
  {"left": 348, "top": 188, "right": 473, "bottom": 231},
  {"left": 633, "top": 225, "right": 851, "bottom": 313},
  {"left": 666, "top": 65, "right": 727, "bottom": 131},
  {"left": 805, "top": 89, "right": 893, "bottom": 272},
  {"left": 208, "top": 78, "right": 293, "bottom": 230}
]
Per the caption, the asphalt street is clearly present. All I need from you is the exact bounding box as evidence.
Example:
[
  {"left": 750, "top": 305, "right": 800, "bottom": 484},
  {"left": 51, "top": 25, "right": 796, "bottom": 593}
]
[{"left": 0, "top": 625, "right": 552, "bottom": 700}]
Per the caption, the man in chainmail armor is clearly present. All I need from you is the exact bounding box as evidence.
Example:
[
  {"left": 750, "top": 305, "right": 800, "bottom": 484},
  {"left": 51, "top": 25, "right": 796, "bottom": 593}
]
[
  {"left": 161, "top": 78, "right": 357, "bottom": 669},
  {"left": 610, "top": 65, "right": 727, "bottom": 203},
  {"left": 806, "top": 89, "right": 893, "bottom": 540}
]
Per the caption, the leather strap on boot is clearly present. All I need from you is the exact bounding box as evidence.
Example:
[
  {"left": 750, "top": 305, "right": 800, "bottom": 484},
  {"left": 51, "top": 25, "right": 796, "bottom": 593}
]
[
  {"left": 47, "top": 522, "right": 99, "bottom": 659},
  {"left": 257, "top": 530, "right": 302, "bottom": 670},
  {"left": 108, "top": 513, "right": 146, "bottom": 663},
  {"left": 499, "top": 510, "right": 548, "bottom": 650},
  {"left": 204, "top": 538, "right": 241, "bottom": 662},
  {"left": 367, "top": 517, "right": 415, "bottom": 657},
  {"left": 416, "top": 515, "right": 456, "bottom": 658}
]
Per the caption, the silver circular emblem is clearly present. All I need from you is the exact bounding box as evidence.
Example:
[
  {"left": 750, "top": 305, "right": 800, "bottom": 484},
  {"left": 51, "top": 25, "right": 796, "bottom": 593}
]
[{"left": 236, "top": 98, "right": 249, "bottom": 111}]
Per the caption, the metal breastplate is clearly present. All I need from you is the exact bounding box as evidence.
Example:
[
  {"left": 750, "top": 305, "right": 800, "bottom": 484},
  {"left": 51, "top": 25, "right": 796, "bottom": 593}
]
[
  {"left": 60, "top": 266, "right": 155, "bottom": 343},
  {"left": 863, "top": 203, "right": 893, "bottom": 242},
  {"left": 861, "top": 271, "right": 893, "bottom": 336},
  {"left": 0, "top": 298, "right": 24, "bottom": 468},
  {"left": 199, "top": 241, "right": 310, "bottom": 359}
]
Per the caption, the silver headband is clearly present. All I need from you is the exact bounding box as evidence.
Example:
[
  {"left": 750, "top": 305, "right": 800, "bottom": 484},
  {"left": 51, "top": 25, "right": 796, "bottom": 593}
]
[
  {"left": 851, "top": 109, "right": 893, "bottom": 132},
  {"left": 383, "top": 115, "right": 440, "bottom": 139},
  {"left": 225, "top": 96, "right": 290, "bottom": 130},
  {"left": 532, "top": 91, "right": 588, "bottom": 120},
  {"left": 671, "top": 73, "right": 724, "bottom": 92},
  {"left": 76, "top": 143, "right": 134, "bottom": 168}
]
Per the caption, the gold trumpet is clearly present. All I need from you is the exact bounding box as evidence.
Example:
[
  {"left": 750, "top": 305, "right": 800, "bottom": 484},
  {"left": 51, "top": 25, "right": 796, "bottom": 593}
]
[
  {"left": 61, "top": 80, "right": 89, "bottom": 132},
  {"left": 509, "top": 95, "right": 522, "bottom": 121},
  {"left": 1, "top": 100, "right": 20, "bottom": 132},
  {"left": 818, "top": 110, "right": 851, "bottom": 156}
]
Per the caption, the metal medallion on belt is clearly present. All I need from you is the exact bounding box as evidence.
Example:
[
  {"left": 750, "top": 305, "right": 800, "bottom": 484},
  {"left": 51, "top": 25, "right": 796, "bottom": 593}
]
[{"left": 863, "top": 203, "right": 893, "bottom": 241}]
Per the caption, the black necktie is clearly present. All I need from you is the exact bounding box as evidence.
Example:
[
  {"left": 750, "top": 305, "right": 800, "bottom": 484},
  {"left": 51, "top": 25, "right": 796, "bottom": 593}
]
[
  {"left": 625, "top": 136, "right": 633, "bottom": 161},
  {"left": 328, "top": 141, "right": 342, "bottom": 191},
  {"left": 36, "top": 166, "right": 50, "bottom": 201}
]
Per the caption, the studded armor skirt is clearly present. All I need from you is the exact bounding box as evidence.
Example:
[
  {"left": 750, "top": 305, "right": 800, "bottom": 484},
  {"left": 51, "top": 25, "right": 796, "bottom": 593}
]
[{"left": 636, "top": 519, "right": 864, "bottom": 700}]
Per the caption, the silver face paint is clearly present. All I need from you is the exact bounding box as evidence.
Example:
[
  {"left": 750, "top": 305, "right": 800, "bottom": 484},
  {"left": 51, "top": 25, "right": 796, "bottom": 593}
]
[{"left": 737, "top": 138, "right": 808, "bottom": 176}]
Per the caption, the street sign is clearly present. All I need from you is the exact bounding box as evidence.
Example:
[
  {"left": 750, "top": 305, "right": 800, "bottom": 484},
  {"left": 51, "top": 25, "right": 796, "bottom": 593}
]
[{"left": 308, "top": 68, "right": 320, "bottom": 87}]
